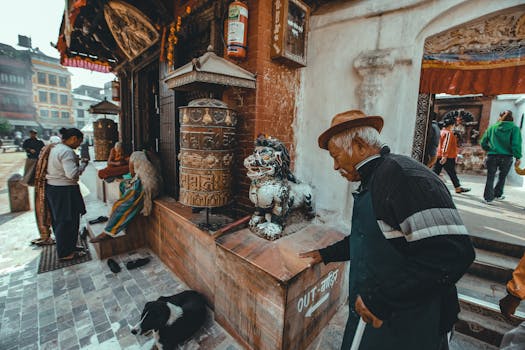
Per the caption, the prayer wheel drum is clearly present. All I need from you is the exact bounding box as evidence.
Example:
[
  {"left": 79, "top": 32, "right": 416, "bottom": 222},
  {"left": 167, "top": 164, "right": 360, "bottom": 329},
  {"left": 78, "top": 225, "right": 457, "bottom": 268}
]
[
  {"left": 178, "top": 99, "right": 238, "bottom": 207},
  {"left": 93, "top": 118, "right": 118, "bottom": 161}
]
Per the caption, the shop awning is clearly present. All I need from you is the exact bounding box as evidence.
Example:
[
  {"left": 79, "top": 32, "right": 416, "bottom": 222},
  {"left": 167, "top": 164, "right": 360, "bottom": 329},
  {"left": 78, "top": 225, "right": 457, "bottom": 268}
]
[
  {"left": 55, "top": 0, "right": 171, "bottom": 72},
  {"left": 6, "top": 119, "right": 39, "bottom": 127}
]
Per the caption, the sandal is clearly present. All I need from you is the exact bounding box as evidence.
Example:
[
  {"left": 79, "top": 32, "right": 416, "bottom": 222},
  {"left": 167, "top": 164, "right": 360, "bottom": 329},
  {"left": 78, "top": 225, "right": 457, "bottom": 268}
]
[
  {"left": 88, "top": 216, "right": 109, "bottom": 225},
  {"left": 59, "top": 251, "right": 87, "bottom": 261},
  {"left": 31, "top": 238, "right": 55, "bottom": 246}
]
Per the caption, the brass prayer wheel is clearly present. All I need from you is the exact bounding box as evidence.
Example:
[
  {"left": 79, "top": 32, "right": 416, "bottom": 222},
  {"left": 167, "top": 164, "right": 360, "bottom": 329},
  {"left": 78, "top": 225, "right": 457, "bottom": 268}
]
[
  {"left": 93, "top": 118, "right": 117, "bottom": 161},
  {"left": 178, "top": 98, "right": 238, "bottom": 207}
]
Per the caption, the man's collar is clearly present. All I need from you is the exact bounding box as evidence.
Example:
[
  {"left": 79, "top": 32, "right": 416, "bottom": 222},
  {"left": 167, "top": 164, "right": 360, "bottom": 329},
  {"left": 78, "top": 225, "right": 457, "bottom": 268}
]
[{"left": 356, "top": 154, "right": 381, "bottom": 171}]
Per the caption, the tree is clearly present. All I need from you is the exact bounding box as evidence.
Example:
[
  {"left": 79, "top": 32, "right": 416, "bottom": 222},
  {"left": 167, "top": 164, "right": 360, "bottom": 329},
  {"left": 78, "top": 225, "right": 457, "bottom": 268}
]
[{"left": 0, "top": 118, "right": 13, "bottom": 136}]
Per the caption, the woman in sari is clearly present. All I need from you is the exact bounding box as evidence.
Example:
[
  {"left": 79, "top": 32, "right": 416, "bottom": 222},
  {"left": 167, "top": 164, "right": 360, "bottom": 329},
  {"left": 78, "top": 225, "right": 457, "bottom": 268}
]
[{"left": 90, "top": 147, "right": 162, "bottom": 242}]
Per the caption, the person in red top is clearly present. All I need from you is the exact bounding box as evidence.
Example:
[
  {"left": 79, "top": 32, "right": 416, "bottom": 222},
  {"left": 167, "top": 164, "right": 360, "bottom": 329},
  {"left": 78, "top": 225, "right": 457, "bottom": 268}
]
[{"left": 433, "top": 116, "right": 471, "bottom": 194}]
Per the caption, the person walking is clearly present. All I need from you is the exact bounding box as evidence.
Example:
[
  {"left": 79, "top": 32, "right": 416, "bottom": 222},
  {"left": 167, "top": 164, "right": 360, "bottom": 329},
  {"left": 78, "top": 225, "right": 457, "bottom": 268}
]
[
  {"left": 21, "top": 129, "right": 45, "bottom": 186},
  {"left": 299, "top": 110, "right": 475, "bottom": 350},
  {"left": 426, "top": 111, "right": 441, "bottom": 168},
  {"left": 480, "top": 110, "right": 522, "bottom": 203},
  {"left": 433, "top": 115, "right": 471, "bottom": 193},
  {"left": 45, "top": 127, "right": 88, "bottom": 260}
]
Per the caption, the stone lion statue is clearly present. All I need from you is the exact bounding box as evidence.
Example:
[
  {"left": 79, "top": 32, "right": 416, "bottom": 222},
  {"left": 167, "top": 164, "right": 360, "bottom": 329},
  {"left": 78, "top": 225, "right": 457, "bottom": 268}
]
[{"left": 243, "top": 135, "right": 314, "bottom": 240}]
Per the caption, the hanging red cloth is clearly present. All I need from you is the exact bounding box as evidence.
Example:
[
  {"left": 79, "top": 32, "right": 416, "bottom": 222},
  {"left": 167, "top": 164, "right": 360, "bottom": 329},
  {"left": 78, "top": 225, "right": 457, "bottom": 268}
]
[{"left": 419, "top": 48, "right": 525, "bottom": 95}]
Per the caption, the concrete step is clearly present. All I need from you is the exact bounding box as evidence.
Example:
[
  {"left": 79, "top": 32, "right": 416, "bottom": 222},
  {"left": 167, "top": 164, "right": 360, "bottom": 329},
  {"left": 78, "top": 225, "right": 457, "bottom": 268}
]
[
  {"left": 456, "top": 293, "right": 525, "bottom": 347},
  {"left": 467, "top": 248, "right": 519, "bottom": 284},
  {"left": 470, "top": 236, "right": 525, "bottom": 259}
]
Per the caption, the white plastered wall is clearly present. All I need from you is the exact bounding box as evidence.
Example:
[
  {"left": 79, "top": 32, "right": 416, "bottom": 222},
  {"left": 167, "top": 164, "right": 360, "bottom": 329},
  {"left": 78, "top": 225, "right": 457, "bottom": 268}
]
[{"left": 294, "top": 0, "right": 525, "bottom": 227}]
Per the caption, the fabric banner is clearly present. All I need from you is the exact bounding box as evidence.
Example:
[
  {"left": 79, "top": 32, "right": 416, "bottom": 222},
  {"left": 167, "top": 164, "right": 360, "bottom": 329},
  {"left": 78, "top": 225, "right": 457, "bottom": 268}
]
[{"left": 420, "top": 46, "right": 525, "bottom": 95}]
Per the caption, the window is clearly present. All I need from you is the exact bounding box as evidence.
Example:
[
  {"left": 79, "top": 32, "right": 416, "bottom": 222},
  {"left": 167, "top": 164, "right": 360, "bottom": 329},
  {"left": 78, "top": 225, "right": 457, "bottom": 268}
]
[
  {"left": 0, "top": 73, "right": 7, "bottom": 83},
  {"left": 77, "top": 109, "right": 85, "bottom": 118},
  {"left": 78, "top": 102, "right": 83, "bottom": 107},
  {"left": 39, "top": 91, "right": 47, "bottom": 102},
  {"left": 60, "top": 94, "right": 68, "bottom": 105},
  {"left": 78, "top": 121, "right": 85, "bottom": 129},
  {"left": 59, "top": 76, "right": 67, "bottom": 87},
  {"left": 40, "top": 109, "right": 49, "bottom": 117},
  {"left": 51, "top": 110, "right": 59, "bottom": 118},
  {"left": 48, "top": 74, "right": 57, "bottom": 86},
  {"left": 61, "top": 112, "right": 70, "bottom": 119},
  {"left": 49, "top": 93, "right": 57, "bottom": 104},
  {"left": 37, "top": 72, "right": 46, "bottom": 84}
]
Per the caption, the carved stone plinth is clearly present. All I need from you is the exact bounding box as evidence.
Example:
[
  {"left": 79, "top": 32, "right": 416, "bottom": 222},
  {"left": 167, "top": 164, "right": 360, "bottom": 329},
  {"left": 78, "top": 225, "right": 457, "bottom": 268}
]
[{"left": 8, "top": 174, "right": 30, "bottom": 212}]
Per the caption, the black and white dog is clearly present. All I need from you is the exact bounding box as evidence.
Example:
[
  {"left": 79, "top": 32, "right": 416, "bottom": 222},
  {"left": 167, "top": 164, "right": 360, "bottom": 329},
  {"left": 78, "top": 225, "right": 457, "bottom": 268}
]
[{"left": 131, "top": 290, "right": 207, "bottom": 350}]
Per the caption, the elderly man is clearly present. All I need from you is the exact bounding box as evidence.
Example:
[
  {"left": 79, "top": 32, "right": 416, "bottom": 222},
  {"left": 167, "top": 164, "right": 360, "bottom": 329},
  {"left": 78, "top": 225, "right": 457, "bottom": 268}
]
[{"left": 300, "top": 110, "right": 475, "bottom": 350}]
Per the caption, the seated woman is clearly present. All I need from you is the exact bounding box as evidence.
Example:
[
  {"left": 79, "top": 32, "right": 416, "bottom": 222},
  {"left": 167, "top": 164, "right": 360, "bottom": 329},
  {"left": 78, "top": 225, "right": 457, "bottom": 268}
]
[
  {"left": 90, "top": 146, "right": 162, "bottom": 242},
  {"left": 97, "top": 142, "right": 130, "bottom": 179}
]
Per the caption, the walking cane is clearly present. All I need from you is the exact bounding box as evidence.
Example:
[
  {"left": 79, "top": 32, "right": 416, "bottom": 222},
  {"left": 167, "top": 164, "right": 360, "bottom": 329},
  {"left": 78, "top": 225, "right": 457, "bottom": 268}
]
[{"left": 350, "top": 318, "right": 366, "bottom": 350}]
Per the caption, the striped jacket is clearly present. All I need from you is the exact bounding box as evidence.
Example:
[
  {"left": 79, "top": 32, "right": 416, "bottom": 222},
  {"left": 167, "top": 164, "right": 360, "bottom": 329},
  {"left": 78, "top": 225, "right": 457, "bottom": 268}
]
[
  {"left": 437, "top": 128, "right": 458, "bottom": 158},
  {"left": 320, "top": 149, "right": 475, "bottom": 331}
]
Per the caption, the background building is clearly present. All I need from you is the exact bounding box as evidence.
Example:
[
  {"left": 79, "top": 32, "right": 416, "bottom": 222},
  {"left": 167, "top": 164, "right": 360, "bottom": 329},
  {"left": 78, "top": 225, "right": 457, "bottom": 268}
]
[
  {"left": 0, "top": 43, "right": 37, "bottom": 136},
  {"left": 30, "top": 48, "right": 74, "bottom": 137},
  {"left": 72, "top": 92, "right": 100, "bottom": 129}
]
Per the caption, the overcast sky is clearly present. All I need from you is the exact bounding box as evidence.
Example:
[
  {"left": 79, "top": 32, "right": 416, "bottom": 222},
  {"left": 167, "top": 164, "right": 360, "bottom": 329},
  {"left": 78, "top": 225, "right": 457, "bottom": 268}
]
[{"left": 0, "top": 0, "right": 115, "bottom": 89}]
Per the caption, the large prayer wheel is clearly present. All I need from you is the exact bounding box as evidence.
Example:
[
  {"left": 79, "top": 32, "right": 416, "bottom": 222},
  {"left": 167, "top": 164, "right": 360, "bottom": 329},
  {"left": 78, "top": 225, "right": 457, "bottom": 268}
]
[
  {"left": 93, "top": 118, "right": 118, "bottom": 161},
  {"left": 178, "top": 98, "right": 237, "bottom": 207}
]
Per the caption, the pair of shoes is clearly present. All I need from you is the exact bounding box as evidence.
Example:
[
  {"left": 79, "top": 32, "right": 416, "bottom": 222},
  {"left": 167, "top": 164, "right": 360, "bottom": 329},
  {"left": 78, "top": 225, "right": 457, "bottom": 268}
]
[
  {"left": 89, "top": 233, "right": 111, "bottom": 243},
  {"left": 484, "top": 199, "right": 494, "bottom": 205},
  {"left": 495, "top": 195, "right": 506, "bottom": 201},
  {"left": 59, "top": 251, "right": 87, "bottom": 261},
  {"left": 88, "top": 216, "right": 109, "bottom": 225},
  {"left": 455, "top": 187, "right": 471, "bottom": 193},
  {"left": 126, "top": 257, "right": 150, "bottom": 270},
  {"left": 107, "top": 258, "right": 121, "bottom": 273}
]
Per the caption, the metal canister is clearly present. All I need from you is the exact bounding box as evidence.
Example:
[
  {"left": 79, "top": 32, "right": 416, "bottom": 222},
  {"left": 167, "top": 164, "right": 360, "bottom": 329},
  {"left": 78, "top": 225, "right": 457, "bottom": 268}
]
[
  {"left": 93, "top": 118, "right": 117, "bottom": 161},
  {"left": 178, "top": 98, "right": 237, "bottom": 207}
]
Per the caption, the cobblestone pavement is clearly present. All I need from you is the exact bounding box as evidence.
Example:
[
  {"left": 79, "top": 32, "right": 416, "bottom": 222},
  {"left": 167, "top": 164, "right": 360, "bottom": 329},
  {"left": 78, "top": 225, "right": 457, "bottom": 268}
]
[{"left": 0, "top": 152, "right": 242, "bottom": 350}]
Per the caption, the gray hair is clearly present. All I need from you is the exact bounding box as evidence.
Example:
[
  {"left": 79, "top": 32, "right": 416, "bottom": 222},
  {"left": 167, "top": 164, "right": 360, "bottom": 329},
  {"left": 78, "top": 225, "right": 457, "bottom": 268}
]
[{"left": 329, "top": 126, "right": 382, "bottom": 156}]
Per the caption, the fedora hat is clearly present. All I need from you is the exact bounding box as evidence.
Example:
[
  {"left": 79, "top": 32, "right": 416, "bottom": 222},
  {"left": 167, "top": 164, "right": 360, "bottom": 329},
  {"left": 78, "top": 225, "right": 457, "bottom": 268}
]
[{"left": 318, "top": 110, "right": 384, "bottom": 149}]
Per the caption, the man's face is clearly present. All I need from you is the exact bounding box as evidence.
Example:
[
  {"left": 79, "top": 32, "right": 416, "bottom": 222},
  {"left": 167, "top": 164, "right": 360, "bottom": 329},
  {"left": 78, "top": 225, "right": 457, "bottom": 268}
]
[
  {"left": 327, "top": 140, "right": 362, "bottom": 182},
  {"left": 70, "top": 136, "right": 83, "bottom": 149},
  {"left": 30, "top": 132, "right": 37, "bottom": 139}
]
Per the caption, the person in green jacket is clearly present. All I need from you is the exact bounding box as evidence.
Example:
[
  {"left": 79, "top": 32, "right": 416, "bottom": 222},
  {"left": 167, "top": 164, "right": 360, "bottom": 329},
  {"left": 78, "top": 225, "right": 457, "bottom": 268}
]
[{"left": 480, "top": 110, "right": 522, "bottom": 203}]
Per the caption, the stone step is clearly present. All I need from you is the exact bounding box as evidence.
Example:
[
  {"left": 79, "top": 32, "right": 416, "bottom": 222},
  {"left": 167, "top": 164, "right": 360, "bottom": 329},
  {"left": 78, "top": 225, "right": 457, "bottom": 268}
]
[
  {"left": 455, "top": 293, "right": 525, "bottom": 347},
  {"left": 467, "top": 248, "right": 519, "bottom": 284},
  {"left": 470, "top": 235, "right": 525, "bottom": 259}
]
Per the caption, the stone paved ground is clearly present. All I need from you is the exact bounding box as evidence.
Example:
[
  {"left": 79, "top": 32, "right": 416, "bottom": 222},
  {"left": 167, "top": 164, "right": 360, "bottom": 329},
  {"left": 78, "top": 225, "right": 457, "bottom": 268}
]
[{"left": 0, "top": 152, "right": 242, "bottom": 350}]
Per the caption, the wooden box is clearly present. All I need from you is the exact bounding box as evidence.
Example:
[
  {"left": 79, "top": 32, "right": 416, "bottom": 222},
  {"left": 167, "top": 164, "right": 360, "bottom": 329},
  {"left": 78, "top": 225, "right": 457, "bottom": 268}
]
[
  {"left": 215, "top": 225, "right": 348, "bottom": 350},
  {"left": 271, "top": 0, "right": 310, "bottom": 67}
]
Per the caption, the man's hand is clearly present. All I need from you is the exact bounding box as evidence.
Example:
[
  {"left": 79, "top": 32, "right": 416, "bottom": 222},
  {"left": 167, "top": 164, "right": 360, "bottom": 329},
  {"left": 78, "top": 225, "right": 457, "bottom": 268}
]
[
  {"left": 439, "top": 157, "right": 447, "bottom": 165},
  {"left": 29, "top": 149, "right": 36, "bottom": 154},
  {"left": 355, "top": 295, "right": 383, "bottom": 328},
  {"left": 499, "top": 293, "right": 521, "bottom": 318},
  {"left": 516, "top": 159, "right": 521, "bottom": 167},
  {"left": 298, "top": 249, "right": 322, "bottom": 267}
]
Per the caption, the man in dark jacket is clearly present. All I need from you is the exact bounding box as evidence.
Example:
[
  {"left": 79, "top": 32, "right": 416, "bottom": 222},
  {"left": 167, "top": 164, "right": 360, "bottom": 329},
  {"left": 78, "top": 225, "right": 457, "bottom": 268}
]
[
  {"left": 300, "top": 110, "right": 475, "bottom": 350},
  {"left": 21, "top": 129, "right": 45, "bottom": 185},
  {"left": 480, "top": 110, "right": 522, "bottom": 203}
]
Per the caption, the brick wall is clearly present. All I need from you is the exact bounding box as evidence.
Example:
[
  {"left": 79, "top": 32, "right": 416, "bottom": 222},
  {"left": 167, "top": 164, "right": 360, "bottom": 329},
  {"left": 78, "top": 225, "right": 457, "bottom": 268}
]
[{"left": 223, "top": 0, "right": 302, "bottom": 211}]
